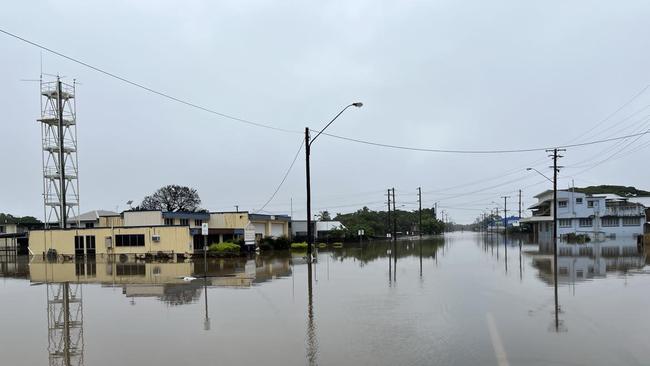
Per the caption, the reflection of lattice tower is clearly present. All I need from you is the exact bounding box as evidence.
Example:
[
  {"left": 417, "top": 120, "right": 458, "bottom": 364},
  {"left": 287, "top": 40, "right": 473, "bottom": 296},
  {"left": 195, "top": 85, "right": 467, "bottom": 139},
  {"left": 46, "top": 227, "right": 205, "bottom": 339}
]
[
  {"left": 39, "top": 77, "right": 80, "bottom": 228},
  {"left": 47, "top": 283, "right": 84, "bottom": 366}
]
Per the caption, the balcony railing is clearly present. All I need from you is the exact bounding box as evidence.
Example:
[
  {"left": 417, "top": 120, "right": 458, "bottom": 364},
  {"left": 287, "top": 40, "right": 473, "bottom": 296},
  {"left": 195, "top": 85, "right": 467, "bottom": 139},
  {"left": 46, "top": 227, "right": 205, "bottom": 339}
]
[{"left": 605, "top": 206, "right": 645, "bottom": 217}]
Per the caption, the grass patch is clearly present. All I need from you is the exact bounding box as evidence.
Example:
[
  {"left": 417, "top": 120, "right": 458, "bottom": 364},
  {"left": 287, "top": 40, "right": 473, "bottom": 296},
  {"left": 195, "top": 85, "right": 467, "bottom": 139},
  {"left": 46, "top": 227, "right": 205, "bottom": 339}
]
[
  {"left": 332, "top": 242, "right": 343, "bottom": 248},
  {"left": 290, "top": 242, "right": 308, "bottom": 250},
  {"left": 318, "top": 243, "right": 327, "bottom": 249}
]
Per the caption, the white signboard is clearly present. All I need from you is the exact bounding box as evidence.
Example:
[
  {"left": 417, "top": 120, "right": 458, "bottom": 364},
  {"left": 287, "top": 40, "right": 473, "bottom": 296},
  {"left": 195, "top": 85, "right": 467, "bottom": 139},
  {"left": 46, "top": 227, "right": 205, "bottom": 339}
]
[
  {"left": 244, "top": 223, "right": 256, "bottom": 246},
  {"left": 358, "top": 229, "right": 365, "bottom": 236},
  {"left": 201, "top": 223, "right": 209, "bottom": 236}
]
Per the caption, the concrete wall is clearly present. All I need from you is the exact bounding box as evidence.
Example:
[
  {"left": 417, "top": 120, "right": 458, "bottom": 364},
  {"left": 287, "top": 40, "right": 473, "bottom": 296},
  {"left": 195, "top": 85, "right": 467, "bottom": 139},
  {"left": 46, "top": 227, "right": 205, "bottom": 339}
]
[
  {"left": 123, "top": 211, "right": 163, "bottom": 227},
  {"left": 29, "top": 226, "right": 193, "bottom": 257}
]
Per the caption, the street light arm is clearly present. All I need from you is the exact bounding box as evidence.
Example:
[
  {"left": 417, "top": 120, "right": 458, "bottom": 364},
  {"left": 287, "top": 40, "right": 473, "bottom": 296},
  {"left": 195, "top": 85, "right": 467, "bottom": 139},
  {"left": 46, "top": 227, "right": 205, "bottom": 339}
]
[
  {"left": 309, "top": 103, "right": 362, "bottom": 146},
  {"left": 526, "top": 167, "right": 553, "bottom": 184}
]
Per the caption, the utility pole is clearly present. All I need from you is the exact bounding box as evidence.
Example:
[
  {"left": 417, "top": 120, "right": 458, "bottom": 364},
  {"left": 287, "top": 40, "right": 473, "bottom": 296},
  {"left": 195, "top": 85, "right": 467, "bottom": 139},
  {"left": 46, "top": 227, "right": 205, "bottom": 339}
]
[
  {"left": 418, "top": 187, "right": 422, "bottom": 238},
  {"left": 304, "top": 103, "right": 362, "bottom": 265},
  {"left": 391, "top": 188, "right": 397, "bottom": 242},
  {"left": 518, "top": 189, "right": 522, "bottom": 219},
  {"left": 546, "top": 148, "right": 564, "bottom": 323},
  {"left": 234, "top": 205, "right": 239, "bottom": 213},
  {"left": 387, "top": 189, "right": 392, "bottom": 238},
  {"left": 502, "top": 196, "right": 509, "bottom": 244}
]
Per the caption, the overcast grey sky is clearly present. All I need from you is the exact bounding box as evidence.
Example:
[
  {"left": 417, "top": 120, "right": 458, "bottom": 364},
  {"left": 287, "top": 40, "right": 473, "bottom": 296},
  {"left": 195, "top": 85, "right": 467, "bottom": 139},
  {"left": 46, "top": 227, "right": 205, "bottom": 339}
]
[{"left": 2, "top": 0, "right": 650, "bottom": 223}]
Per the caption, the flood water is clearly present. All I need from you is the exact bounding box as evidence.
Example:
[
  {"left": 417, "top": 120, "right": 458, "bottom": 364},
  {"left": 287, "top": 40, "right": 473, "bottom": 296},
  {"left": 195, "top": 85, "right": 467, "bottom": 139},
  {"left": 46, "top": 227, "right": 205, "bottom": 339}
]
[{"left": 1, "top": 232, "right": 650, "bottom": 366}]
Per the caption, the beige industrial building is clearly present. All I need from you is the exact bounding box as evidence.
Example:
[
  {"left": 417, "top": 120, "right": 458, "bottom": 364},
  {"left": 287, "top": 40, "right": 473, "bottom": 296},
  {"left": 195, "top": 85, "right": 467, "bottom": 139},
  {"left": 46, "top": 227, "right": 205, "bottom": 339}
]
[
  {"left": 27, "top": 210, "right": 291, "bottom": 259},
  {"left": 29, "top": 225, "right": 193, "bottom": 259}
]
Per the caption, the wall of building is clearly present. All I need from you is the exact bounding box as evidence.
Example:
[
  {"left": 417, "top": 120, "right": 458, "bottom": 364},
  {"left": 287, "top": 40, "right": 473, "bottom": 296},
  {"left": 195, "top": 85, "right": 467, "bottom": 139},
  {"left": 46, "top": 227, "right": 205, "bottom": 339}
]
[
  {"left": 209, "top": 212, "right": 249, "bottom": 229},
  {"left": 123, "top": 211, "right": 163, "bottom": 227},
  {"left": 29, "top": 226, "right": 192, "bottom": 258},
  {"left": 0, "top": 224, "right": 19, "bottom": 234},
  {"left": 557, "top": 217, "right": 644, "bottom": 237},
  {"left": 98, "top": 216, "right": 124, "bottom": 227}
]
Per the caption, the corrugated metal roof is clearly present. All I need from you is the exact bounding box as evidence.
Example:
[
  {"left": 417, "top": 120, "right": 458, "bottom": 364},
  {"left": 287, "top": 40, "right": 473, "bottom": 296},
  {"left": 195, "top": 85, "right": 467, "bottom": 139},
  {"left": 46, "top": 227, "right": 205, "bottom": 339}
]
[{"left": 69, "top": 210, "right": 119, "bottom": 222}]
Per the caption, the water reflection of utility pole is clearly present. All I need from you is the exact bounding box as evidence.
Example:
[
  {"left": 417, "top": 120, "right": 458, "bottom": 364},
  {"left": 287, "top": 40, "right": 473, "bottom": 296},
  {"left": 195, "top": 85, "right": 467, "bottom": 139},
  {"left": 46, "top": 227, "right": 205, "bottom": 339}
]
[
  {"left": 326, "top": 255, "right": 329, "bottom": 281},
  {"left": 418, "top": 187, "right": 423, "bottom": 278},
  {"left": 519, "top": 239, "right": 523, "bottom": 281},
  {"left": 203, "top": 276, "right": 210, "bottom": 331},
  {"left": 306, "top": 263, "right": 318, "bottom": 366},
  {"left": 47, "top": 281, "right": 84, "bottom": 366}
]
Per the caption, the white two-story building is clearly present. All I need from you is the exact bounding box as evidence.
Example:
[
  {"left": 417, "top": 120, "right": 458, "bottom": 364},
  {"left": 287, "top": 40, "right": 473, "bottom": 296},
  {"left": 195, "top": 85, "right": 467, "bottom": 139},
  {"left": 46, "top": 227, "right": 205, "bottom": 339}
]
[{"left": 521, "top": 190, "right": 645, "bottom": 241}]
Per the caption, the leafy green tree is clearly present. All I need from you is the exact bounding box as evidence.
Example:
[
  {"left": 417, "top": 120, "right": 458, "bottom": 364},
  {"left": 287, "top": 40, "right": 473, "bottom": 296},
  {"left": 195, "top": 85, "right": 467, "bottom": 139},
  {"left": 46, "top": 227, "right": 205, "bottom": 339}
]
[{"left": 138, "top": 185, "right": 203, "bottom": 212}]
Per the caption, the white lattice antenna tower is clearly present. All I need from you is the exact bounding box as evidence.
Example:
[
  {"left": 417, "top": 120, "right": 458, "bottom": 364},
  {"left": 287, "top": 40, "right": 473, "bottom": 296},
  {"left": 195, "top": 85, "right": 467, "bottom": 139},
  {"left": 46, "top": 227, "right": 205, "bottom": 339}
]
[{"left": 39, "top": 76, "right": 80, "bottom": 228}]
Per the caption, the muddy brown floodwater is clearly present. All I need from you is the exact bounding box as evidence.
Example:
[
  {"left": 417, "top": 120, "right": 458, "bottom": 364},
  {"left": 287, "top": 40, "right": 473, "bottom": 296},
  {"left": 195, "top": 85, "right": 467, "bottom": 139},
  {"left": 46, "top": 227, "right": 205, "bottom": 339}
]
[{"left": 1, "top": 232, "right": 649, "bottom": 365}]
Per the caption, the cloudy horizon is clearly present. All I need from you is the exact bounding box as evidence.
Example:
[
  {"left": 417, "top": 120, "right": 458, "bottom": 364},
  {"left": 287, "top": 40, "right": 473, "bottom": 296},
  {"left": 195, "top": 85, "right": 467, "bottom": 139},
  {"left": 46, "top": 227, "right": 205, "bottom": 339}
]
[{"left": 3, "top": 1, "right": 650, "bottom": 224}]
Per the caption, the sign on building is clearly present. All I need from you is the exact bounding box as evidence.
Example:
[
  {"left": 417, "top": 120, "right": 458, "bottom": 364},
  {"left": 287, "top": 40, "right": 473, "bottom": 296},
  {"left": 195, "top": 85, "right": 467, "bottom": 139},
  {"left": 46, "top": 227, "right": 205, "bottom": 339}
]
[
  {"left": 201, "top": 223, "right": 209, "bottom": 236},
  {"left": 244, "top": 223, "right": 256, "bottom": 246}
]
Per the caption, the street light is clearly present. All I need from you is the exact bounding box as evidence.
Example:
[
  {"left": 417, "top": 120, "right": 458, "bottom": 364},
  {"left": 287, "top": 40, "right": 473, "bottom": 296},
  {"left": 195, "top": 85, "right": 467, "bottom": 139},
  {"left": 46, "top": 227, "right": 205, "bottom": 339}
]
[
  {"left": 305, "top": 102, "right": 363, "bottom": 262},
  {"left": 526, "top": 167, "right": 553, "bottom": 183}
]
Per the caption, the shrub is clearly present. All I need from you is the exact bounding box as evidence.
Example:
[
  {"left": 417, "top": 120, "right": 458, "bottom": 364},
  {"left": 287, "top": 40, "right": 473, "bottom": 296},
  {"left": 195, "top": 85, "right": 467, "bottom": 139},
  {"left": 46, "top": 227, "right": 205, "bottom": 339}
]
[
  {"left": 564, "top": 233, "right": 591, "bottom": 243},
  {"left": 208, "top": 242, "right": 241, "bottom": 254},
  {"left": 318, "top": 243, "right": 327, "bottom": 249},
  {"left": 332, "top": 242, "right": 343, "bottom": 248},
  {"left": 260, "top": 236, "right": 291, "bottom": 250},
  {"left": 290, "top": 242, "right": 308, "bottom": 250}
]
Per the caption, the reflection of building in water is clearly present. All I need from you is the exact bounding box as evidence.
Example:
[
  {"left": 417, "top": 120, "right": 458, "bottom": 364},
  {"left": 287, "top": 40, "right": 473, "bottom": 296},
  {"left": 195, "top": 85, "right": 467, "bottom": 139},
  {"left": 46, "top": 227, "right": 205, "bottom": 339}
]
[
  {"left": 47, "top": 283, "right": 84, "bottom": 366},
  {"left": 0, "top": 255, "right": 30, "bottom": 279},
  {"left": 28, "top": 256, "right": 293, "bottom": 304},
  {"left": 532, "top": 240, "right": 646, "bottom": 284}
]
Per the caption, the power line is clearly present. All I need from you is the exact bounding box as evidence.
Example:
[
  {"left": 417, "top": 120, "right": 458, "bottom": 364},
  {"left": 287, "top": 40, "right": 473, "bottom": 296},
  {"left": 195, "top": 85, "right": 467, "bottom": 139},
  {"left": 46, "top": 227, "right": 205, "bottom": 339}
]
[
  {"left": 255, "top": 139, "right": 304, "bottom": 213},
  {"left": 6, "top": 27, "right": 650, "bottom": 155},
  {"left": 317, "top": 130, "right": 650, "bottom": 154},
  {"left": 0, "top": 28, "right": 300, "bottom": 134},
  {"left": 568, "top": 83, "right": 650, "bottom": 144}
]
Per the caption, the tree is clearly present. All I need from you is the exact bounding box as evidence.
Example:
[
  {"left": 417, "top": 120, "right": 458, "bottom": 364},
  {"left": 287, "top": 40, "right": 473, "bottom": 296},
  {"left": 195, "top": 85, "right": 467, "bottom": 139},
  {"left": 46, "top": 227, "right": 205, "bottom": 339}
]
[
  {"left": 0, "top": 213, "right": 41, "bottom": 224},
  {"left": 316, "top": 210, "right": 332, "bottom": 221},
  {"left": 139, "top": 185, "right": 202, "bottom": 212}
]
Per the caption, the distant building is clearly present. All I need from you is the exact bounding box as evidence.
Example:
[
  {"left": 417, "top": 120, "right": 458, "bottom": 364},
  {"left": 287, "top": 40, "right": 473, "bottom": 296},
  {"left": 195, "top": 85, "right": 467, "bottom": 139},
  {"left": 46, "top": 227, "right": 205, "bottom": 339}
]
[
  {"left": 1, "top": 219, "right": 43, "bottom": 256},
  {"left": 69, "top": 210, "right": 120, "bottom": 228},
  {"left": 520, "top": 190, "right": 645, "bottom": 241},
  {"left": 291, "top": 220, "right": 346, "bottom": 240}
]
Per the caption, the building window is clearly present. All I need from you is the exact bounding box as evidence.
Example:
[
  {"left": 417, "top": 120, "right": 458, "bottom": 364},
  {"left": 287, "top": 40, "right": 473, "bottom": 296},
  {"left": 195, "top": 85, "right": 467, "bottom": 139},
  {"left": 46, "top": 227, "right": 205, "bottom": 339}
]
[
  {"left": 0, "top": 226, "right": 4, "bottom": 233},
  {"left": 85, "top": 222, "right": 95, "bottom": 228},
  {"left": 576, "top": 198, "right": 583, "bottom": 204},
  {"left": 601, "top": 217, "right": 619, "bottom": 227},
  {"left": 180, "top": 219, "right": 189, "bottom": 226},
  {"left": 195, "top": 219, "right": 202, "bottom": 226},
  {"left": 74, "top": 236, "right": 84, "bottom": 250},
  {"left": 116, "top": 263, "right": 146, "bottom": 276},
  {"left": 115, "top": 234, "right": 145, "bottom": 247},
  {"left": 622, "top": 217, "right": 641, "bottom": 226},
  {"left": 559, "top": 219, "right": 571, "bottom": 228},
  {"left": 558, "top": 200, "right": 568, "bottom": 208},
  {"left": 587, "top": 200, "right": 598, "bottom": 208},
  {"left": 579, "top": 218, "right": 593, "bottom": 227},
  {"left": 164, "top": 218, "right": 174, "bottom": 226}
]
